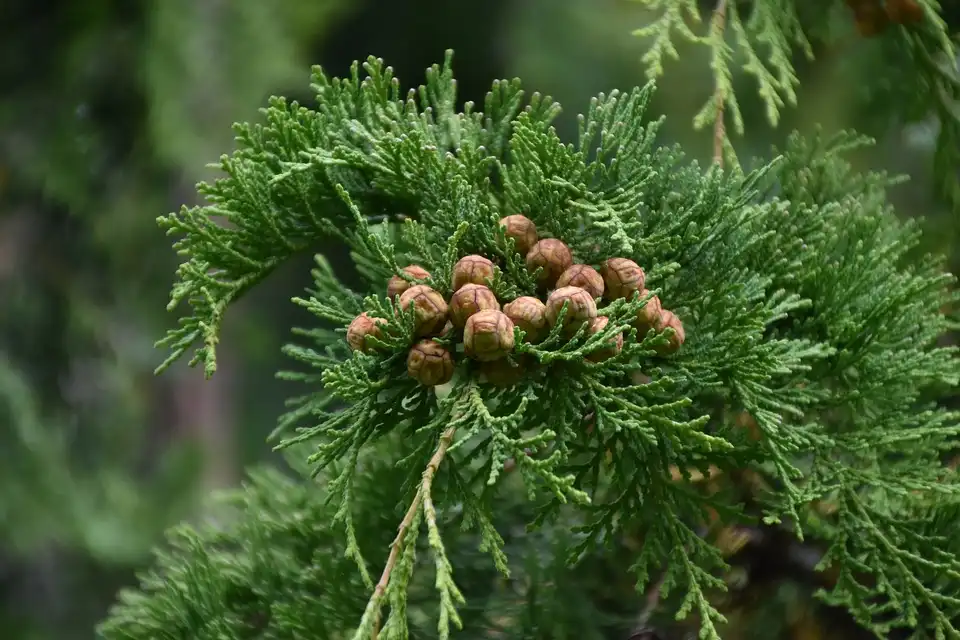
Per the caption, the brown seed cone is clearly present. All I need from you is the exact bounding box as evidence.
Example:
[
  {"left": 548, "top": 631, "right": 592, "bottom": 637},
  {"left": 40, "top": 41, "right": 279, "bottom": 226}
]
[
  {"left": 452, "top": 255, "right": 496, "bottom": 291},
  {"left": 387, "top": 265, "right": 432, "bottom": 299},
  {"left": 464, "top": 310, "right": 515, "bottom": 362},
  {"left": 850, "top": 1, "right": 889, "bottom": 36},
  {"left": 545, "top": 286, "right": 598, "bottom": 335},
  {"left": 499, "top": 214, "right": 538, "bottom": 256},
  {"left": 885, "top": 0, "right": 923, "bottom": 24},
  {"left": 655, "top": 310, "right": 685, "bottom": 355},
  {"left": 525, "top": 239, "right": 573, "bottom": 289},
  {"left": 557, "top": 264, "right": 604, "bottom": 299},
  {"left": 449, "top": 284, "right": 501, "bottom": 329},
  {"left": 407, "top": 340, "right": 455, "bottom": 386},
  {"left": 586, "top": 316, "right": 624, "bottom": 362},
  {"left": 346, "top": 312, "right": 387, "bottom": 352},
  {"left": 601, "top": 258, "right": 646, "bottom": 301},
  {"left": 634, "top": 290, "right": 663, "bottom": 335},
  {"left": 502, "top": 296, "right": 548, "bottom": 343},
  {"left": 480, "top": 357, "right": 525, "bottom": 387},
  {"left": 398, "top": 285, "right": 448, "bottom": 337}
]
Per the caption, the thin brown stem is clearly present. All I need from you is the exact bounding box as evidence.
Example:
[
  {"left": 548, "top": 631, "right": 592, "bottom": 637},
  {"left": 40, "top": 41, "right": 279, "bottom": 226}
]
[
  {"left": 712, "top": 0, "right": 728, "bottom": 167},
  {"left": 371, "top": 426, "right": 457, "bottom": 639}
]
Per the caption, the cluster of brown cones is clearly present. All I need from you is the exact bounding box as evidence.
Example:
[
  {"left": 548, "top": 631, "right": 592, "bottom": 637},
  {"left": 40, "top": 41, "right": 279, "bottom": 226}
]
[
  {"left": 845, "top": 0, "right": 923, "bottom": 36},
  {"left": 345, "top": 215, "right": 685, "bottom": 387}
]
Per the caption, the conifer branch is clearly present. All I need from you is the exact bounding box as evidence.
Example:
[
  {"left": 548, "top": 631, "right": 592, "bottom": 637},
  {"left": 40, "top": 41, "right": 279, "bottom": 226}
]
[
  {"left": 103, "top": 54, "right": 960, "bottom": 640},
  {"left": 369, "top": 426, "right": 457, "bottom": 640},
  {"left": 633, "top": 0, "right": 960, "bottom": 209},
  {"left": 711, "top": 0, "right": 728, "bottom": 167}
]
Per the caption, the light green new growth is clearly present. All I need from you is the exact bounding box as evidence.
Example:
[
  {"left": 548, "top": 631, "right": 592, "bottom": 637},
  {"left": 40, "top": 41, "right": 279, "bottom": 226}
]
[{"left": 101, "top": 52, "right": 960, "bottom": 640}]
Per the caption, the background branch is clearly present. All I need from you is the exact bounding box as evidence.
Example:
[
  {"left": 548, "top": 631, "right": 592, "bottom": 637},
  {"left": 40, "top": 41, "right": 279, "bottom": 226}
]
[
  {"left": 712, "top": 0, "right": 728, "bottom": 167},
  {"left": 371, "top": 426, "right": 457, "bottom": 639}
]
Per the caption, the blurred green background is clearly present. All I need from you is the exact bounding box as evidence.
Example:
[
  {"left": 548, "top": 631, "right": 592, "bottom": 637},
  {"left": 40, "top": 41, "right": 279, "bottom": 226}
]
[{"left": 1, "top": 1, "right": 958, "bottom": 638}]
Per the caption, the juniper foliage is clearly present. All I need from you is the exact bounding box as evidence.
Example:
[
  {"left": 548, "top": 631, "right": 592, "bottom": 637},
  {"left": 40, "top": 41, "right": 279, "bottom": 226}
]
[
  {"left": 100, "top": 52, "right": 960, "bottom": 639},
  {"left": 632, "top": 0, "right": 960, "bottom": 210}
]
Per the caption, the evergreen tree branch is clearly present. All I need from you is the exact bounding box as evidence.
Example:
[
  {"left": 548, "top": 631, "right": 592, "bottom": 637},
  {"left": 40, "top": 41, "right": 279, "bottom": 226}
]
[
  {"left": 633, "top": 0, "right": 960, "bottom": 207},
  {"left": 711, "top": 0, "right": 728, "bottom": 167},
  {"left": 361, "top": 426, "right": 459, "bottom": 640},
  {"left": 108, "top": 54, "right": 960, "bottom": 640},
  {"left": 633, "top": 0, "right": 807, "bottom": 167}
]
